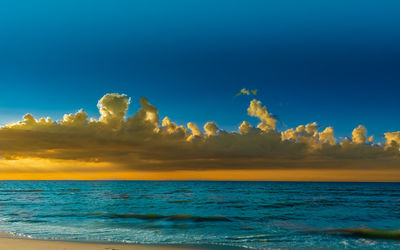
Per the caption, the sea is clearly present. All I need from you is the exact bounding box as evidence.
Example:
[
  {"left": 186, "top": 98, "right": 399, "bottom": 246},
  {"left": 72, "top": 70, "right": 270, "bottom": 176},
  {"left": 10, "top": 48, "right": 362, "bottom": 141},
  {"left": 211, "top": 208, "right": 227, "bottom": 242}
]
[{"left": 0, "top": 181, "right": 399, "bottom": 249}]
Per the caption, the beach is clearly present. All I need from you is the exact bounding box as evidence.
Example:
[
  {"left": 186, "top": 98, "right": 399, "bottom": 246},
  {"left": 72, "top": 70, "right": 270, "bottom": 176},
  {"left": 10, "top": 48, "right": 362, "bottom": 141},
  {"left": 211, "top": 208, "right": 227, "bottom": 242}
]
[
  {"left": 0, "top": 181, "right": 399, "bottom": 249},
  {"left": 0, "top": 233, "right": 199, "bottom": 250}
]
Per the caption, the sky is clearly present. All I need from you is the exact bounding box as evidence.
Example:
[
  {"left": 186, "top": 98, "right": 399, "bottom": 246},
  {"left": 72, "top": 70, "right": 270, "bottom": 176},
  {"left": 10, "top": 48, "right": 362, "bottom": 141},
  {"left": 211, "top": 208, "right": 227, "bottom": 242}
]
[{"left": 0, "top": 1, "right": 400, "bottom": 181}]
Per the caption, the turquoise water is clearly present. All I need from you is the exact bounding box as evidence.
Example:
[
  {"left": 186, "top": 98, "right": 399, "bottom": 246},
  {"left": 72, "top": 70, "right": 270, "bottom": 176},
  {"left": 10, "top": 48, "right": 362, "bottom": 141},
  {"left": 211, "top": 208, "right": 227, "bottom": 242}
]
[{"left": 0, "top": 181, "right": 399, "bottom": 249}]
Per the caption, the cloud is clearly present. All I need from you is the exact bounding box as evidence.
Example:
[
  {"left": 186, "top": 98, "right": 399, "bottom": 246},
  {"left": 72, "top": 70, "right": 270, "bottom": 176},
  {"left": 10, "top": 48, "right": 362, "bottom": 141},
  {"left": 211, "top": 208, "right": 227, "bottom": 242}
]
[
  {"left": 236, "top": 88, "right": 258, "bottom": 96},
  {"left": 161, "top": 117, "right": 186, "bottom": 135},
  {"left": 352, "top": 125, "right": 367, "bottom": 144},
  {"left": 368, "top": 136, "right": 374, "bottom": 143},
  {"left": 61, "top": 109, "right": 88, "bottom": 127},
  {"left": 0, "top": 93, "right": 399, "bottom": 174},
  {"left": 385, "top": 131, "right": 400, "bottom": 150},
  {"left": 237, "top": 88, "right": 250, "bottom": 96},
  {"left": 319, "top": 127, "right": 336, "bottom": 145},
  {"left": 239, "top": 121, "right": 252, "bottom": 135},
  {"left": 125, "top": 97, "right": 159, "bottom": 133},
  {"left": 97, "top": 93, "right": 130, "bottom": 130},
  {"left": 281, "top": 122, "right": 336, "bottom": 150},
  {"left": 204, "top": 122, "right": 218, "bottom": 136},
  {"left": 247, "top": 99, "right": 277, "bottom": 132},
  {"left": 187, "top": 122, "right": 202, "bottom": 141}
]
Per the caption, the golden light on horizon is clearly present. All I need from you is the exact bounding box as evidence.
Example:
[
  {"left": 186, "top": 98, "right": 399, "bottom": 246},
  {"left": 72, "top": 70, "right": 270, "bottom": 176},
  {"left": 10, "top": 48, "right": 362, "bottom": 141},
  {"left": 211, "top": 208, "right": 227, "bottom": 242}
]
[{"left": 1, "top": 158, "right": 398, "bottom": 182}]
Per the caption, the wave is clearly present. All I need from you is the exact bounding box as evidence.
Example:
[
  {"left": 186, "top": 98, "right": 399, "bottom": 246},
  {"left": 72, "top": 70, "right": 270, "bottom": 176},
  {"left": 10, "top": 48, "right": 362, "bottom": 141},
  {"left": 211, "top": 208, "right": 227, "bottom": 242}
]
[
  {"left": 216, "top": 200, "right": 246, "bottom": 205},
  {"left": 260, "top": 201, "right": 306, "bottom": 208},
  {"left": 326, "top": 228, "right": 400, "bottom": 240},
  {"left": 226, "top": 234, "right": 272, "bottom": 240},
  {"left": 6, "top": 219, "right": 47, "bottom": 223},
  {"left": 167, "top": 200, "right": 194, "bottom": 203},
  {"left": 0, "top": 190, "right": 44, "bottom": 192},
  {"left": 104, "top": 213, "right": 232, "bottom": 222}
]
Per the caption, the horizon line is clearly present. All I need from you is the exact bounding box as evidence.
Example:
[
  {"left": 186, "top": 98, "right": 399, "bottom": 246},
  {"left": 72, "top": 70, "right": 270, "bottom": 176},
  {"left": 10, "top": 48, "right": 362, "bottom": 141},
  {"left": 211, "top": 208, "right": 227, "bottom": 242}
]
[{"left": 0, "top": 179, "right": 398, "bottom": 183}]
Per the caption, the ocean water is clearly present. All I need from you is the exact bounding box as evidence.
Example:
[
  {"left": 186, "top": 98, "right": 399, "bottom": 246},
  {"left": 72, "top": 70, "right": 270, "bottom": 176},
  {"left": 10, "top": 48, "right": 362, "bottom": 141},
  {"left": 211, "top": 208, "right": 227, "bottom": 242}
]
[{"left": 0, "top": 181, "right": 399, "bottom": 249}]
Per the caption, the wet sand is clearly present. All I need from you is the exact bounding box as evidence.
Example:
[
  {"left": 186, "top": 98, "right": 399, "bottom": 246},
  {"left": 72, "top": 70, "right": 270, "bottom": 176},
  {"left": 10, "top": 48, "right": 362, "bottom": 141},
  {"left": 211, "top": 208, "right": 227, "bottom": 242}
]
[{"left": 0, "top": 233, "right": 203, "bottom": 250}]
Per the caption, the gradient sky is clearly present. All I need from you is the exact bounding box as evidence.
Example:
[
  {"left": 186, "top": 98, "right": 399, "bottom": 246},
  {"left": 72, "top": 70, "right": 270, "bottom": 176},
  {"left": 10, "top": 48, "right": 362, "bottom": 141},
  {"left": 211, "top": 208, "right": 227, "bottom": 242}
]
[
  {"left": 0, "top": 0, "right": 400, "bottom": 140},
  {"left": 1, "top": 1, "right": 400, "bottom": 181}
]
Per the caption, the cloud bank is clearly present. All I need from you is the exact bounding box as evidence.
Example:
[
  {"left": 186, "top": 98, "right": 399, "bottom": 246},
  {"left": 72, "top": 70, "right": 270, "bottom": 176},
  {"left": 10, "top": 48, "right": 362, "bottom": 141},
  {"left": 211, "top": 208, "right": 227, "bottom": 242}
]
[{"left": 1, "top": 93, "right": 400, "bottom": 174}]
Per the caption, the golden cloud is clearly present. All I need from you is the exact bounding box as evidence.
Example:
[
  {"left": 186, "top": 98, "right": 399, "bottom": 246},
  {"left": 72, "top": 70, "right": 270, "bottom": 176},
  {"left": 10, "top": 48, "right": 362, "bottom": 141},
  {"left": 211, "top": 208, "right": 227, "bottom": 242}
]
[
  {"left": 352, "top": 125, "right": 367, "bottom": 144},
  {"left": 0, "top": 93, "right": 399, "bottom": 174}
]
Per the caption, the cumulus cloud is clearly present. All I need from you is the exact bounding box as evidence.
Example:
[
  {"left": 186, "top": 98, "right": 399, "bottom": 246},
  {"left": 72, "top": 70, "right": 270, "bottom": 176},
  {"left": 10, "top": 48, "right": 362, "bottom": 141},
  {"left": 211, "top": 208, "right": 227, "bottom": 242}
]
[
  {"left": 319, "top": 127, "right": 336, "bottom": 145},
  {"left": 281, "top": 122, "right": 336, "bottom": 150},
  {"left": 352, "top": 125, "right": 367, "bottom": 144},
  {"left": 61, "top": 110, "right": 88, "bottom": 127},
  {"left": 0, "top": 93, "right": 399, "bottom": 174},
  {"left": 97, "top": 93, "right": 130, "bottom": 130},
  {"left": 161, "top": 117, "right": 186, "bottom": 135},
  {"left": 247, "top": 99, "right": 277, "bottom": 132},
  {"left": 204, "top": 122, "right": 218, "bottom": 136},
  {"left": 239, "top": 121, "right": 252, "bottom": 135},
  {"left": 368, "top": 136, "right": 374, "bottom": 143},
  {"left": 186, "top": 122, "right": 202, "bottom": 141},
  {"left": 385, "top": 131, "right": 400, "bottom": 150}
]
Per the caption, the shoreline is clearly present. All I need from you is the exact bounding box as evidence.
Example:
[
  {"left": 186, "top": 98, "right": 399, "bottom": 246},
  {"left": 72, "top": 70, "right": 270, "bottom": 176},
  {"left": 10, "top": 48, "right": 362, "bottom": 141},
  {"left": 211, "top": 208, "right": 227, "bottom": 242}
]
[{"left": 0, "top": 232, "right": 206, "bottom": 250}]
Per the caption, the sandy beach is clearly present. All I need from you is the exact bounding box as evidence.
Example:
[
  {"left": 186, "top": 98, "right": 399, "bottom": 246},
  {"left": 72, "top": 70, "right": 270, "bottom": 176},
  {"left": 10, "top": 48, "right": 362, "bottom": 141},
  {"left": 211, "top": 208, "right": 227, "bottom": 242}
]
[{"left": 0, "top": 233, "right": 201, "bottom": 250}]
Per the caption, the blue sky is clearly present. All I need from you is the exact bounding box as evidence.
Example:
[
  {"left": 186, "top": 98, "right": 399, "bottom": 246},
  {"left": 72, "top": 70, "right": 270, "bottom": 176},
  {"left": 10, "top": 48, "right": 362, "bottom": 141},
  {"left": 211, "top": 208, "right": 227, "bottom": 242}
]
[{"left": 0, "top": 0, "right": 399, "bottom": 141}]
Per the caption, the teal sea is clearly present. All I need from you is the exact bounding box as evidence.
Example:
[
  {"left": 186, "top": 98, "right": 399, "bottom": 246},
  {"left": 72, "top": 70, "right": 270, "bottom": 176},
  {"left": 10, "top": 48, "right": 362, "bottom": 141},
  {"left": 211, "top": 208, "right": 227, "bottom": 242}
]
[{"left": 0, "top": 181, "right": 399, "bottom": 249}]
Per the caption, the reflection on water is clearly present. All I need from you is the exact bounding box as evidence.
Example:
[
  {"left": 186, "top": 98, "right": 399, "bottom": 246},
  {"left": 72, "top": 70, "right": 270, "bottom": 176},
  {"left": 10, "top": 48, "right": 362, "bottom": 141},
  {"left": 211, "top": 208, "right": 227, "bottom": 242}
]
[{"left": 0, "top": 181, "right": 399, "bottom": 249}]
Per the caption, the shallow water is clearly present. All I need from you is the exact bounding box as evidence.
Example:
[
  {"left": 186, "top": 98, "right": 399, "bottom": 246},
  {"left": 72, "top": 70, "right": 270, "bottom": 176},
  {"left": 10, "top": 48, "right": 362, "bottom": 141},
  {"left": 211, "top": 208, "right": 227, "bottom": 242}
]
[{"left": 0, "top": 181, "right": 399, "bottom": 249}]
